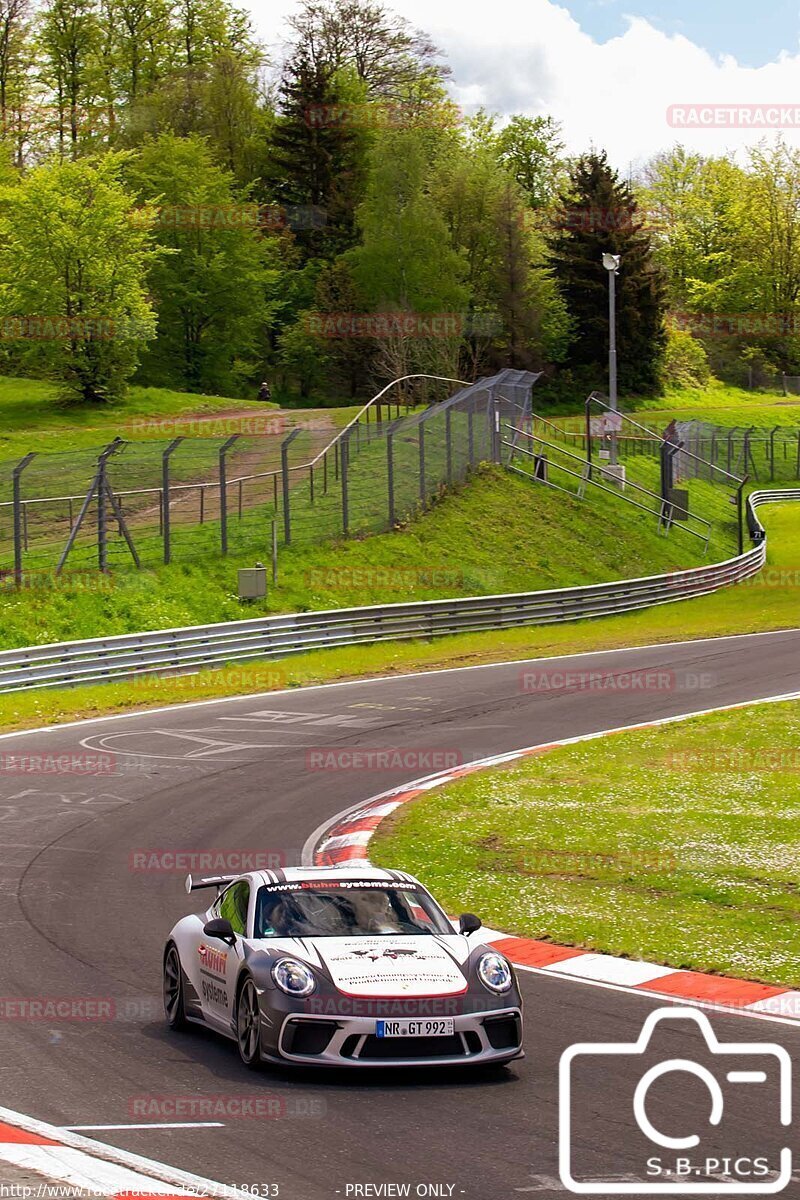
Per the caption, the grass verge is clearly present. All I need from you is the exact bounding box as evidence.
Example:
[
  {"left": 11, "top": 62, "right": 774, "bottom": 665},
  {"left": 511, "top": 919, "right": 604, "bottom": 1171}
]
[
  {"left": 0, "top": 501, "right": 798, "bottom": 737},
  {"left": 371, "top": 699, "right": 800, "bottom": 988},
  {"left": 0, "top": 466, "right": 710, "bottom": 647}
]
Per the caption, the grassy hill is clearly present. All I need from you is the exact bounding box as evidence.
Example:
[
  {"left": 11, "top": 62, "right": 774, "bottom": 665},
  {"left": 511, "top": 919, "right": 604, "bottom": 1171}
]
[{"left": 1, "top": 464, "right": 714, "bottom": 649}]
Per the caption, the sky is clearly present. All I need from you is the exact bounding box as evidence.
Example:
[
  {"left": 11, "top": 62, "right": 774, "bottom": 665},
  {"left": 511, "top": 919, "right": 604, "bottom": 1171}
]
[{"left": 250, "top": 0, "right": 800, "bottom": 171}]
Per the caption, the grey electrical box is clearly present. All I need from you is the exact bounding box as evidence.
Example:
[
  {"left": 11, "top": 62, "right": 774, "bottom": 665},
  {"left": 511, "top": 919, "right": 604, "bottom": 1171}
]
[
  {"left": 667, "top": 488, "right": 690, "bottom": 522},
  {"left": 238, "top": 566, "right": 267, "bottom": 600}
]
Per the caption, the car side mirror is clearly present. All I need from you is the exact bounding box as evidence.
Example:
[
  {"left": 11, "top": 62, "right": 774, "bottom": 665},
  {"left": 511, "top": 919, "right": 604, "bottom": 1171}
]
[
  {"left": 203, "top": 917, "right": 236, "bottom": 946},
  {"left": 459, "top": 912, "right": 482, "bottom": 936}
]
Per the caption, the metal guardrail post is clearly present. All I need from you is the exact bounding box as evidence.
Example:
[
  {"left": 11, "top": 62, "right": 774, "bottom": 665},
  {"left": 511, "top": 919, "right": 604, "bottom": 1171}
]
[
  {"left": 280, "top": 428, "right": 301, "bottom": 546},
  {"left": 162, "top": 437, "right": 183, "bottom": 565},
  {"left": 218, "top": 434, "right": 240, "bottom": 555},
  {"left": 12, "top": 452, "right": 35, "bottom": 588}
]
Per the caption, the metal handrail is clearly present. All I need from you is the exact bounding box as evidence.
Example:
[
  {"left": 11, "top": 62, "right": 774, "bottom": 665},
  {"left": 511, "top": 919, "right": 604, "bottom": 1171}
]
[{"left": 0, "top": 489, "right": 789, "bottom": 694}]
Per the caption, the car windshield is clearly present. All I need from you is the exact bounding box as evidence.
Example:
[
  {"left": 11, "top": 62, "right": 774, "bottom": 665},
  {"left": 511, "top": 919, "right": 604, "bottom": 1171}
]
[{"left": 254, "top": 880, "right": 453, "bottom": 938}]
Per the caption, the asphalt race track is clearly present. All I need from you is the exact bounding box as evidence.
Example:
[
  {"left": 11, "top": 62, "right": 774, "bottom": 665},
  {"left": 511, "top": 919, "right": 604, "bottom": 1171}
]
[{"left": 2, "top": 630, "right": 800, "bottom": 1199}]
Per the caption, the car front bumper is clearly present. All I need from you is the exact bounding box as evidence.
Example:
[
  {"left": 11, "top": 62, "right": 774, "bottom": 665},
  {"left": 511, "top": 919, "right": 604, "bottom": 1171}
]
[{"left": 267, "top": 1007, "right": 523, "bottom": 1067}]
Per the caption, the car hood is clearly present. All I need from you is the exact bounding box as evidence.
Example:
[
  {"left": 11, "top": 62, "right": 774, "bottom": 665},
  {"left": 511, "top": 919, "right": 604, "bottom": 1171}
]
[{"left": 270, "top": 934, "right": 470, "bottom": 997}]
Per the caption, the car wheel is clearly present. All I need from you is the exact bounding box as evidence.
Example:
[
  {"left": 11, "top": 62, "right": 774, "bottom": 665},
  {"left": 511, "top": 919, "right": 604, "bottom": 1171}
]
[
  {"left": 163, "top": 944, "right": 188, "bottom": 1030},
  {"left": 236, "top": 977, "right": 262, "bottom": 1070}
]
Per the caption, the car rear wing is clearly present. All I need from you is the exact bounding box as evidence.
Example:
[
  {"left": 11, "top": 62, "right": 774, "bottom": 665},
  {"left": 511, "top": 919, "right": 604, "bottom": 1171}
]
[{"left": 185, "top": 873, "right": 236, "bottom": 894}]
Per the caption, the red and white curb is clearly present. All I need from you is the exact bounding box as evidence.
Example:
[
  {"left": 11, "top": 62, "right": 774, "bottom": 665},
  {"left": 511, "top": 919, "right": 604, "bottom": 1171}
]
[
  {"left": 306, "top": 692, "right": 800, "bottom": 1027},
  {"left": 0, "top": 1105, "right": 250, "bottom": 1198}
]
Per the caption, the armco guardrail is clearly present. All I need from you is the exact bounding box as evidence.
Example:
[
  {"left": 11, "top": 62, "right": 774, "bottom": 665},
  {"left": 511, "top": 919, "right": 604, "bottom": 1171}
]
[{"left": 0, "top": 490, "right": 790, "bottom": 695}]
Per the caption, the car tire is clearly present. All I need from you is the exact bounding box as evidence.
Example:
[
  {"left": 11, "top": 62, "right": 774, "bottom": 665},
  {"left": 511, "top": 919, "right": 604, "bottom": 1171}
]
[
  {"left": 236, "top": 976, "right": 262, "bottom": 1070},
  {"left": 163, "top": 944, "right": 188, "bottom": 1030}
]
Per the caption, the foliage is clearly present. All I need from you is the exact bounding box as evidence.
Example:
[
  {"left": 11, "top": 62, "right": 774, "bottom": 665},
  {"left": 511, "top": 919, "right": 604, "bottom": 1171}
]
[
  {"left": 0, "top": 152, "right": 159, "bottom": 402},
  {"left": 661, "top": 327, "right": 710, "bottom": 389},
  {"left": 550, "top": 150, "right": 667, "bottom": 394},
  {"left": 123, "top": 133, "right": 280, "bottom": 395}
]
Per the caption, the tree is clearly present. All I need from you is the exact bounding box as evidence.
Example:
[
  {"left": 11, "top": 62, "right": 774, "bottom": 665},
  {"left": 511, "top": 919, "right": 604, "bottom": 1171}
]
[
  {"left": 347, "top": 126, "right": 468, "bottom": 381},
  {"left": 124, "top": 132, "right": 280, "bottom": 394},
  {"left": 37, "top": 0, "right": 101, "bottom": 158},
  {"left": 495, "top": 114, "right": 565, "bottom": 209},
  {"left": 433, "top": 130, "right": 568, "bottom": 376},
  {"left": 286, "top": 0, "right": 447, "bottom": 99},
  {"left": 549, "top": 150, "right": 666, "bottom": 394},
  {"left": 0, "top": 0, "right": 34, "bottom": 165},
  {"left": 0, "top": 152, "right": 159, "bottom": 402},
  {"left": 266, "top": 52, "right": 365, "bottom": 259}
]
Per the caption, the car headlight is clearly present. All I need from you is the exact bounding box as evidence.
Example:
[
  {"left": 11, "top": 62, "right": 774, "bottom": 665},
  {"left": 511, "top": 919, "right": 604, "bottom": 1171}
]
[
  {"left": 477, "top": 951, "right": 513, "bottom": 993},
  {"left": 272, "top": 958, "right": 316, "bottom": 997}
]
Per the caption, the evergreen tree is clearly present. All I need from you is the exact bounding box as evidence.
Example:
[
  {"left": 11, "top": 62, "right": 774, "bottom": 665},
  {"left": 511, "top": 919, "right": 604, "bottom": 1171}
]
[
  {"left": 266, "top": 52, "right": 364, "bottom": 260},
  {"left": 549, "top": 150, "right": 666, "bottom": 394}
]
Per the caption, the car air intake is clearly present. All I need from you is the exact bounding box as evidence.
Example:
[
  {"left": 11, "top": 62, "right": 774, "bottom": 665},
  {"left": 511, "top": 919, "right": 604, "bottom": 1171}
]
[
  {"left": 483, "top": 1014, "right": 521, "bottom": 1050},
  {"left": 283, "top": 1020, "right": 336, "bottom": 1056}
]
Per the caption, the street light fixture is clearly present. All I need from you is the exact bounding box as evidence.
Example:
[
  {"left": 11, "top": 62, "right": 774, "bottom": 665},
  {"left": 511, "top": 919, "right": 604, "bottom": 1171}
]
[{"left": 602, "top": 253, "right": 621, "bottom": 467}]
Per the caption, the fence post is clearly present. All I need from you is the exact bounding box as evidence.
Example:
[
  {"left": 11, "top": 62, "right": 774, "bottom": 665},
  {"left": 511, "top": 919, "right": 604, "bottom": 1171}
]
[
  {"left": 12, "top": 452, "right": 35, "bottom": 588},
  {"left": 271, "top": 517, "right": 278, "bottom": 584},
  {"left": 341, "top": 431, "right": 350, "bottom": 535},
  {"left": 309, "top": 464, "right": 314, "bottom": 505},
  {"left": 418, "top": 420, "right": 426, "bottom": 504},
  {"left": 468, "top": 410, "right": 474, "bottom": 468},
  {"left": 770, "top": 426, "right": 778, "bottom": 481},
  {"left": 281, "top": 428, "right": 301, "bottom": 546},
  {"left": 162, "top": 437, "right": 183, "bottom": 565},
  {"left": 218, "top": 434, "right": 240, "bottom": 556},
  {"left": 584, "top": 396, "right": 593, "bottom": 481},
  {"left": 445, "top": 408, "right": 453, "bottom": 484},
  {"left": 736, "top": 480, "right": 746, "bottom": 557},
  {"left": 95, "top": 439, "right": 123, "bottom": 573},
  {"left": 387, "top": 425, "right": 395, "bottom": 527}
]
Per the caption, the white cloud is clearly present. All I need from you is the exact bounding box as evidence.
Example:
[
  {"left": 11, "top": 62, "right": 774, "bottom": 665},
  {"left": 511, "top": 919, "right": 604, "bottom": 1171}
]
[{"left": 248, "top": 0, "right": 800, "bottom": 169}]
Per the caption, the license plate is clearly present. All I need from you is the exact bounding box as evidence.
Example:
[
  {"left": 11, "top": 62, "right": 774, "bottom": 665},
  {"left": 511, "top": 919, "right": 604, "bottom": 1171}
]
[{"left": 375, "top": 1019, "right": 455, "bottom": 1038}]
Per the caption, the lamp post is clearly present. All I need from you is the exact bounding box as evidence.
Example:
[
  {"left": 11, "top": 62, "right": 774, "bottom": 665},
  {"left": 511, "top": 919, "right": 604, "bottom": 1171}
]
[{"left": 602, "top": 252, "right": 621, "bottom": 466}]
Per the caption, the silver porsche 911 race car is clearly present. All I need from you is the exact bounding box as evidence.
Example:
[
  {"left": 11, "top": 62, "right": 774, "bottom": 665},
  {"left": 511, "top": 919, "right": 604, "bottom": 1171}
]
[{"left": 163, "top": 865, "right": 523, "bottom": 1069}]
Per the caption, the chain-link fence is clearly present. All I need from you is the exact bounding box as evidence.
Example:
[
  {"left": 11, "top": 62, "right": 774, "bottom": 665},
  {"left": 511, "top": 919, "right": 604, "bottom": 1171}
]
[{"left": 0, "top": 370, "right": 538, "bottom": 588}]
